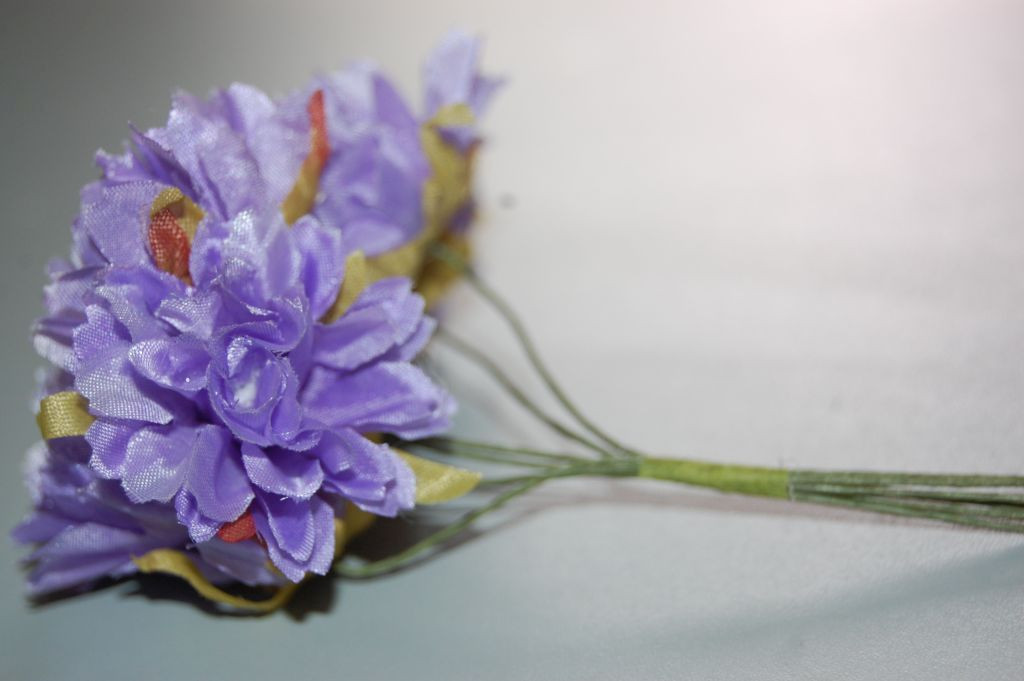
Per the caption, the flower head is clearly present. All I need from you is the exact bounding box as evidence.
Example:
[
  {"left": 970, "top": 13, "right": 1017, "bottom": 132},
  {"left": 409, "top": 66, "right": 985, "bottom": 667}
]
[{"left": 16, "top": 32, "right": 497, "bottom": 595}]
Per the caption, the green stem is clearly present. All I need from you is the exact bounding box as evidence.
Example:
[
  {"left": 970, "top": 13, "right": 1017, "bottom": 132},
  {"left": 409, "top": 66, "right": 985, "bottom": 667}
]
[
  {"left": 434, "top": 328, "right": 611, "bottom": 458},
  {"left": 336, "top": 457, "right": 639, "bottom": 577},
  {"left": 336, "top": 477, "right": 547, "bottom": 578},
  {"left": 638, "top": 456, "right": 791, "bottom": 499},
  {"left": 430, "top": 242, "right": 632, "bottom": 457},
  {"left": 637, "top": 457, "right": 1024, "bottom": 534},
  {"left": 795, "top": 492, "right": 1024, "bottom": 533},
  {"left": 417, "top": 436, "right": 586, "bottom": 466},
  {"left": 340, "top": 445, "right": 1024, "bottom": 580},
  {"left": 414, "top": 446, "right": 556, "bottom": 469},
  {"left": 788, "top": 483, "right": 1024, "bottom": 506},
  {"left": 789, "top": 470, "right": 1024, "bottom": 488},
  {"left": 480, "top": 458, "right": 640, "bottom": 487}
]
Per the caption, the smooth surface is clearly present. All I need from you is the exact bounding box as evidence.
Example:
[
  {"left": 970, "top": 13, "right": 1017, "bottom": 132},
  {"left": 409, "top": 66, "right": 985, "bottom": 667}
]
[{"left": 3, "top": 1, "right": 1024, "bottom": 679}]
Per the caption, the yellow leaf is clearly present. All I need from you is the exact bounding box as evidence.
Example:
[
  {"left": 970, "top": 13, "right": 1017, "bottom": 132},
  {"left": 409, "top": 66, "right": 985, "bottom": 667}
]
[
  {"left": 133, "top": 549, "right": 300, "bottom": 613},
  {"left": 133, "top": 503, "right": 376, "bottom": 613},
  {"left": 321, "top": 249, "right": 368, "bottom": 323},
  {"left": 397, "top": 450, "right": 482, "bottom": 504},
  {"left": 37, "top": 391, "right": 93, "bottom": 440}
]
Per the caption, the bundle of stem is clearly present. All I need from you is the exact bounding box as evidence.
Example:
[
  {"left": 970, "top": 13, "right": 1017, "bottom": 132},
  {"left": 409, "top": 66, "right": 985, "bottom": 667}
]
[
  {"left": 335, "top": 246, "right": 1024, "bottom": 578},
  {"left": 788, "top": 469, "right": 1024, "bottom": 532}
]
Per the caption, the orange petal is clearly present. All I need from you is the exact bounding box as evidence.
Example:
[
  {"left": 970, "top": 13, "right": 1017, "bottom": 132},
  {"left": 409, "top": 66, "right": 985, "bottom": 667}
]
[
  {"left": 216, "top": 510, "right": 258, "bottom": 543},
  {"left": 281, "top": 89, "right": 331, "bottom": 224},
  {"left": 148, "top": 207, "right": 192, "bottom": 280}
]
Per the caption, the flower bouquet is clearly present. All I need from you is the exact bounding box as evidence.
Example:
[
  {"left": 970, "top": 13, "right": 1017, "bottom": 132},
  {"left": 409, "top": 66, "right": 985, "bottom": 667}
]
[{"left": 15, "top": 31, "right": 1024, "bottom": 613}]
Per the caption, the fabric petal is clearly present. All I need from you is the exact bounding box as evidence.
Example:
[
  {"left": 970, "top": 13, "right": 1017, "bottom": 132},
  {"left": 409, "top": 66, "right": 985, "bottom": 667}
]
[
  {"left": 121, "top": 425, "right": 197, "bottom": 503},
  {"left": 195, "top": 537, "right": 281, "bottom": 586},
  {"left": 257, "top": 493, "right": 316, "bottom": 563},
  {"left": 95, "top": 267, "right": 185, "bottom": 342},
  {"left": 77, "top": 180, "right": 164, "bottom": 268},
  {"left": 155, "top": 288, "right": 222, "bottom": 340},
  {"left": 312, "top": 278, "right": 424, "bottom": 371},
  {"left": 381, "top": 316, "right": 436, "bottom": 363},
  {"left": 129, "top": 337, "right": 209, "bottom": 394},
  {"left": 301, "top": 361, "right": 453, "bottom": 439},
  {"left": 86, "top": 418, "right": 138, "bottom": 479},
  {"left": 317, "top": 429, "right": 415, "bottom": 516},
  {"left": 186, "top": 425, "right": 253, "bottom": 522},
  {"left": 422, "top": 30, "right": 502, "bottom": 149},
  {"left": 241, "top": 444, "right": 324, "bottom": 500},
  {"left": 291, "top": 215, "right": 344, "bottom": 319},
  {"left": 174, "top": 490, "right": 220, "bottom": 543},
  {"left": 73, "top": 306, "right": 175, "bottom": 424},
  {"left": 251, "top": 494, "right": 334, "bottom": 582}
]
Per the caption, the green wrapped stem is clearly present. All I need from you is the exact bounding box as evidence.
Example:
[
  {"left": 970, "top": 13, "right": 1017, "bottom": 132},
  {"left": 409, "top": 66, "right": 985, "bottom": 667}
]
[
  {"left": 638, "top": 457, "right": 790, "bottom": 499},
  {"left": 637, "top": 457, "right": 1024, "bottom": 534}
]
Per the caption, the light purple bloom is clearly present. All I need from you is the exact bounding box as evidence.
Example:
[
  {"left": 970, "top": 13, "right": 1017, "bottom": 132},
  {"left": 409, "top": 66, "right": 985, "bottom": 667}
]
[
  {"left": 16, "top": 31, "right": 496, "bottom": 596},
  {"left": 304, "top": 63, "right": 432, "bottom": 256},
  {"left": 423, "top": 29, "right": 503, "bottom": 150},
  {"left": 65, "top": 198, "right": 446, "bottom": 585},
  {"left": 13, "top": 438, "right": 280, "bottom": 595}
]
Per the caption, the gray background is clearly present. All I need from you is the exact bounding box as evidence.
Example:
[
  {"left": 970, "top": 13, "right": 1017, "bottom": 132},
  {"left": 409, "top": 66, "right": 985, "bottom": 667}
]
[{"left": 3, "top": 0, "right": 1024, "bottom": 679}]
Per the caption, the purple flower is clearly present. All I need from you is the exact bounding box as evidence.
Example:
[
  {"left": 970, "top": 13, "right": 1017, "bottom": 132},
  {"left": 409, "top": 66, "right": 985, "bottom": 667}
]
[
  {"left": 77, "top": 199, "right": 447, "bottom": 584},
  {"left": 16, "top": 31, "right": 496, "bottom": 597},
  {"left": 301, "top": 64, "right": 431, "bottom": 256},
  {"left": 13, "top": 439, "right": 280, "bottom": 595},
  {"left": 25, "top": 185, "right": 452, "bottom": 588},
  {"left": 423, "top": 29, "right": 503, "bottom": 150}
]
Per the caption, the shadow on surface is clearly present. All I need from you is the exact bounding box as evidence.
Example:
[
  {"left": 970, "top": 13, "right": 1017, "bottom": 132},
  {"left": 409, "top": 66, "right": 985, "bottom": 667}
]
[
  {"left": 340, "top": 474, "right": 1023, "bottom": 577},
  {"left": 24, "top": 476, "right": 1024, "bottom": 619},
  {"left": 605, "top": 541, "right": 1024, "bottom": 663}
]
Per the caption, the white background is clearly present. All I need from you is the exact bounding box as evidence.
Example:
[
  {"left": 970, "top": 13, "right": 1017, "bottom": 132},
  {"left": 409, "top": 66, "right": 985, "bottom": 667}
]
[{"left": 2, "top": 1, "right": 1023, "bottom": 678}]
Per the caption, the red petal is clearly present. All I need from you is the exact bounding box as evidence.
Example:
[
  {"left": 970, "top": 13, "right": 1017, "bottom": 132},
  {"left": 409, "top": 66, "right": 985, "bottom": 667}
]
[
  {"left": 216, "top": 510, "right": 258, "bottom": 543},
  {"left": 308, "top": 89, "right": 329, "bottom": 167},
  {"left": 148, "top": 207, "right": 191, "bottom": 280}
]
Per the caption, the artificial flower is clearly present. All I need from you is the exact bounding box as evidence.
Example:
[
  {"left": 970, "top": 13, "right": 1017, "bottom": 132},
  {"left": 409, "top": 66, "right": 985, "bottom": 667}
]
[{"left": 14, "top": 31, "right": 497, "bottom": 595}]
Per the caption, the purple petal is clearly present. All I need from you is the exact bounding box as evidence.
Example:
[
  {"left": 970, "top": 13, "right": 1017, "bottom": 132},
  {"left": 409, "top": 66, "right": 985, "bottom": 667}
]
[
  {"left": 186, "top": 425, "right": 253, "bottom": 522},
  {"left": 318, "top": 429, "right": 415, "bottom": 516},
  {"left": 43, "top": 265, "right": 102, "bottom": 317},
  {"left": 77, "top": 180, "right": 164, "bottom": 268},
  {"left": 174, "top": 490, "right": 220, "bottom": 543},
  {"left": 244, "top": 89, "right": 308, "bottom": 207},
  {"left": 28, "top": 522, "right": 147, "bottom": 562},
  {"left": 73, "top": 306, "right": 176, "bottom": 424},
  {"left": 195, "top": 537, "right": 280, "bottom": 586},
  {"left": 241, "top": 443, "right": 324, "bottom": 499},
  {"left": 34, "top": 313, "right": 82, "bottom": 373},
  {"left": 215, "top": 83, "right": 276, "bottom": 139},
  {"left": 381, "top": 316, "right": 436, "bottom": 363},
  {"left": 86, "top": 418, "right": 138, "bottom": 479},
  {"left": 35, "top": 266, "right": 102, "bottom": 372},
  {"left": 216, "top": 210, "right": 302, "bottom": 304},
  {"left": 95, "top": 267, "right": 185, "bottom": 342},
  {"left": 252, "top": 494, "right": 335, "bottom": 582},
  {"left": 291, "top": 215, "right": 344, "bottom": 319},
  {"left": 301, "top": 361, "right": 453, "bottom": 439},
  {"left": 314, "top": 136, "right": 426, "bottom": 257},
  {"left": 207, "top": 348, "right": 314, "bottom": 449},
  {"left": 253, "top": 493, "right": 315, "bottom": 563},
  {"left": 127, "top": 126, "right": 200, "bottom": 200},
  {"left": 423, "top": 30, "right": 502, "bottom": 150},
  {"left": 207, "top": 345, "right": 289, "bottom": 446},
  {"left": 214, "top": 293, "right": 308, "bottom": 354},
  {"left": 12, "top": 511, "right": 69, "bottom": 545},
  {"left": 128, "top": 337, "right": 209, "bottom": 394},
  {"left": 312, "top": 277, "right": 424, "bottom": 371},
  {"left": 121, "top": 424, "right": 197, "bottom": 503},
  {"left": 146, "top": 90, "right": 268, "bottom": 220},
  {"left": 155, "top": 288, "right": 222, "bottom": 340}
]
